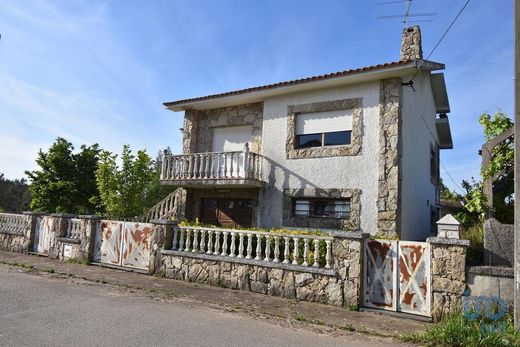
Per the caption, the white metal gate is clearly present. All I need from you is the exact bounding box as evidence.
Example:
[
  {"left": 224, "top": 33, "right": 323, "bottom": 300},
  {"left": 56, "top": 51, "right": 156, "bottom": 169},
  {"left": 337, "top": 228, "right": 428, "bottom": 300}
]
[
  {"left": 93, "top": 220, "right": 154, "bottom": 271},
  {"left": 363, "top": 239, "right": 431, "bottom": 317},
  {"left": 33, "top": 216, "right": 52, "bottom": 254}
]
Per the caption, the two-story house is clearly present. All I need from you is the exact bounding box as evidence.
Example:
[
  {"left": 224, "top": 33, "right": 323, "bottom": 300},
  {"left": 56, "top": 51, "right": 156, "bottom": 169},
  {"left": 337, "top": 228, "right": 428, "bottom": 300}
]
[{"left": 160, "top": 26, "right": 453, "bottom": 241}]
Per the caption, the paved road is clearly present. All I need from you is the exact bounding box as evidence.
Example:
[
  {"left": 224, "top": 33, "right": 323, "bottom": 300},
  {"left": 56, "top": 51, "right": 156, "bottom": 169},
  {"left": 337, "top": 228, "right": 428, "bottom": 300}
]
[{"left": 0, "top": 266, "right": 406, "bottom": 347}]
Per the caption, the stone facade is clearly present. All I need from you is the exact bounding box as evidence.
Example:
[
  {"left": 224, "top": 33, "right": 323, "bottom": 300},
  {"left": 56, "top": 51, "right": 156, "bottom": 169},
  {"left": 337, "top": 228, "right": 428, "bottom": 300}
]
[
  {"left": 377, "top": 78, "right": 402, "bottom": 236},
  {"left": 160, "top": 231, "right": 367, "bottom": 308},
  {"left": 400, "top": 26, "right": 423, "bottom": 61},
  {"left": 483, "top": 218, "right": 514, "bottom": 267},
  {"left": 285, "top": 98, "right": 363, "bottom": 159},
  {"left": 182, "top": 103, "right": 263, "bottom": 154},
  {"left": 427, "top": 237, "right": 469, "bottom": 322},
  {"left": 282, "top": 188, "right": 361, "bottom": 231}
]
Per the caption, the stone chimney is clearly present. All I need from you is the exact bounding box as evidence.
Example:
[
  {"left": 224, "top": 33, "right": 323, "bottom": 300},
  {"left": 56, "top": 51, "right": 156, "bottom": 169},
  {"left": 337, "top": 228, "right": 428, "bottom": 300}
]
[{"left": 400, "top": 26, "right": 423, "bottom": 61}]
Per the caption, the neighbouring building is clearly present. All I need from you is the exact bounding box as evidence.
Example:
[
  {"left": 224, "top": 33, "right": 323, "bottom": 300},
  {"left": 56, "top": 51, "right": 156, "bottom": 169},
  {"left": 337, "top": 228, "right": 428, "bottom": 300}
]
[{"left": 161, "top": 26, "right": 453, "bottom": 241}]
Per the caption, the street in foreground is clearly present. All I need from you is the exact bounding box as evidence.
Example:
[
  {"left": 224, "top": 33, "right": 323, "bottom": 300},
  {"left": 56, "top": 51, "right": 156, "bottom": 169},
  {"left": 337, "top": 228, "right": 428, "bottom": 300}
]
[{"left": 0, "top": 266, "right": 408, "bottom": 347}]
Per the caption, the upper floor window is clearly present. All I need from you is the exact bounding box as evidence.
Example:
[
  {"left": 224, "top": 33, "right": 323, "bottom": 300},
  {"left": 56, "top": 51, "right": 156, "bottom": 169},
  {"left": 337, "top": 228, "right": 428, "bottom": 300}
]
[
  {"left": 293, "top": 198, "right": 351, "bottom": 219},
  {"left": 295, "top": 110, "right": 353, "bottom": 149}
]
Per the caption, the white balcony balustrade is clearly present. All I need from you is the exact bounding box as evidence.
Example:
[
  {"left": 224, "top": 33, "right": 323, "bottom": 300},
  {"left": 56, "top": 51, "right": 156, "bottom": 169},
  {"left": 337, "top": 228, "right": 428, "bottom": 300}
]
[
  {"left": 170, "top": 226, "right": 333, "bottom": 269},
  {"left": 160, "top": 144, "right": 263, "bottom": 185}
]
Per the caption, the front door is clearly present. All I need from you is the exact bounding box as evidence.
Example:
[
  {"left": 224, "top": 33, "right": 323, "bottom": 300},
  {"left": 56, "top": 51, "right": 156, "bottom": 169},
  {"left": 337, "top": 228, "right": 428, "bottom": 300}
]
[{"left": 200, "top": 198, "right": 253, "bottom": 228}]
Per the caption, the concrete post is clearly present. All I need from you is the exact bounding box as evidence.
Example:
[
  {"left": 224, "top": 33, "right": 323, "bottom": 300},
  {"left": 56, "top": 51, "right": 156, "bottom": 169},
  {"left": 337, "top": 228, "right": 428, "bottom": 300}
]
[{"left": 436, "top": 214, "right": 461, "bottom": 239}]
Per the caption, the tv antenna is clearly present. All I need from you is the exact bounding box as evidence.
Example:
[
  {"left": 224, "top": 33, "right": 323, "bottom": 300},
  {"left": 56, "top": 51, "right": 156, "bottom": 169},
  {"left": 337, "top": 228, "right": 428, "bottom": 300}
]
[{"left": 376, "top": 0, "right": 436, "bottom": 28}]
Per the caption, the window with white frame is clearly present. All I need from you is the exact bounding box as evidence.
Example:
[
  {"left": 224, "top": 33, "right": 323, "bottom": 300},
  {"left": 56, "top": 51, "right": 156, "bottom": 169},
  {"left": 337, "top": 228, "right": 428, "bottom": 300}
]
[
  {"left": 295, "top": 110, "right": 353, "bottom": 149},
  {"left": 293, "top": 198, "right": 351, "bottom": 219}
]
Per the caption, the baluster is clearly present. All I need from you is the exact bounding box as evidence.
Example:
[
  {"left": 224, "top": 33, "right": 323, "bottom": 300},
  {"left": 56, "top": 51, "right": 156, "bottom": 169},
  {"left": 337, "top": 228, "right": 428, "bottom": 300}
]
[
  {"left": 214, "top": 231, "right": 221, "bottom": 255},
  {"left": 325, "top": 240, "right": 332, "bottom": 269},
  {"left": 224, "top": 153, "right": 228, "bottom": 178},
  {"left": 186, "top": 155, "right": 193, "bottom": 178},
  {"left": 229, "top": 232, "right": 236, "bottom": 257},
  {"left": 179, "top": 228, "right": 185, "bottom": 251},
  {"left": 283, "top": 237, "right": 290, "bottom": 264},
  {"left": 255, "top": 234, "right": 262, "bottom": 260},
  {"left": 303, "top": 239, "right": 310, "bottom": 266},
  {"left": 206, "top": 230, "right": 213, "bottom": 254},
  {"left": 192, "top": 229, "right": 199, "bottom": 253},
  {"left": 273, "top": 236, "right": 280, "bottom": 263},
  {"left": 221, "top": 231, "right": 229, "bottom": 256},
  {"left": 216, "top": 153, "right": 222, "bottom": 178},
  {"left": 184, "top": 229, "right": 191, "bottom": 252},
  {"left": 200, "top": 230, "right": 206, "bottom": 252},
  {"left": 193, "top": 154, "right": 198, "bottom": 178},
  {"left": 246, "top": 234, "right": 253, "bottom": 259},
  {"left": 172, "top": 227, "right": 178, "bottom": 250},
  {"left": 229, "top": 153, "right": 234, "bottom": 178},
  {"left": 313, "top": 239, "right": 320, "bottom": 267},
  {"left": 237, "top": 233, "right": 244, "bottom": 258},
  {"left": 292, "top": 237, "right": 299, "bottom": 265},
  {"left": 264, "top": 235, "right": 271, "bottom": 261},
  {"left": 205, "top": 154, "right": 211, "bottom": 178}
]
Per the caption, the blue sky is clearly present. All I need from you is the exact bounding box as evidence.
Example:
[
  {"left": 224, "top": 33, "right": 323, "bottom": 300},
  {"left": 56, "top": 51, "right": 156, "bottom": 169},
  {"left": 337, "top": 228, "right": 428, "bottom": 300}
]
[{"left": 0, "top": 0, "right": 514, "bottom": 193}]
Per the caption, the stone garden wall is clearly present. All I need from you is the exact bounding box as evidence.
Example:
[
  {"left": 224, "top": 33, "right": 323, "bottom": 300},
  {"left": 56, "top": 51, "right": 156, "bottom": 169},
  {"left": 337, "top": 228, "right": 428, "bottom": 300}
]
[
  {"left": 159, "top": 228, "right": 368, "bottom": 308},
  {"left": 428, "top": 237, "right": 469, "bottom": 321}
]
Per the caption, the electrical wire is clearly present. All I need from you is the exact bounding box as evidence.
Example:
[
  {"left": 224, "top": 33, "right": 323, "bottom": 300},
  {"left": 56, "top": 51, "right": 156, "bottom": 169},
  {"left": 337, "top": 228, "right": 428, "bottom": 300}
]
[{"left": 408, "top": 0, "right": 471, "bottom": 83}]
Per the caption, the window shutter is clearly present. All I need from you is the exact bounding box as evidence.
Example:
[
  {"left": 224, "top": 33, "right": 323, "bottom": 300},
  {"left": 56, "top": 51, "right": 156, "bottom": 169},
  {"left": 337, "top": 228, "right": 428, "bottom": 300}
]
[{"left": 295, "top": 110, "right": 353, "bottom": 135}]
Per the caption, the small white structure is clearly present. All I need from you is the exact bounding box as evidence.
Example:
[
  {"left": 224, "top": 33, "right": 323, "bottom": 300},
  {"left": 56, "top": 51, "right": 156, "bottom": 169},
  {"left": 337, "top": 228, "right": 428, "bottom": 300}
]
[{"left": 436, "top": 214, "right": 461, "bottom": 239}]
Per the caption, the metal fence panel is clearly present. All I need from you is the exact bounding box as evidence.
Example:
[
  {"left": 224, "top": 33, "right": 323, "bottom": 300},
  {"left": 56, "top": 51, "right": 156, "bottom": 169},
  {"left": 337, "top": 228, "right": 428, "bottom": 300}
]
[
  {"left": 363, "top": 239, "right": 398, "bottom": 311},
  {"left": 121, "top": 222, "right": 154, "bottom": 270},
  {"left": 93, "top": 221, "right": 124, "bottom": 265},
  {"left": 33, "top": 216, "right": 52, "bottom": 254},
  {"left": 398, "top": 241, "right": 431, "bottom": 316}
]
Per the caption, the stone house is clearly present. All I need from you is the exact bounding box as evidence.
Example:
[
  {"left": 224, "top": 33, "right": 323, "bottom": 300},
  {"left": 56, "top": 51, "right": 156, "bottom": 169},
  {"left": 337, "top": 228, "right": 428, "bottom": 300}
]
[{"left": 161, "top": 26, "right": 453, "bottom": 241}]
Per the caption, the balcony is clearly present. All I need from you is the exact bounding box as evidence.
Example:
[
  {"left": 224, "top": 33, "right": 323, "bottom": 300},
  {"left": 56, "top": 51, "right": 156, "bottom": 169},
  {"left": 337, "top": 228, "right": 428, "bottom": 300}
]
[{"left": 160, "top": 146, "right": 264, "bottom": 188}]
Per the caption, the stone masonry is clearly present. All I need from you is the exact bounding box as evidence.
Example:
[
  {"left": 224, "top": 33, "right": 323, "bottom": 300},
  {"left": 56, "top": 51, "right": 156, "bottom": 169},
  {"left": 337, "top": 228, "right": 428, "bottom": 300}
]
[
  {"left": 428, "top": 237, "right": 469, "bottom": 322},
  {"left": 160, "top": 230, "right": 367, "bottom": 308},
  {"left": 400, "top": 26, "right": 423, "bottom": 61},
  {"left": 377, "top": 78, "right": 402, "bottom": 237},
  {"left": 182, "top": 103, "right": 263, "bottom": 154},
  {"left": 286, "top": 98, "right": 363, "bottom": 159},
  {"left": 282, "top": 188, "right": 361, "bottom": 231}
]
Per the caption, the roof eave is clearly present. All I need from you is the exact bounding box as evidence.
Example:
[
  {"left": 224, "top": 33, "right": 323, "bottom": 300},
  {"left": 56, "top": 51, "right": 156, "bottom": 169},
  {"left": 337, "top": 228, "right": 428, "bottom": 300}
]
[{"left": 165, "top": 59, "right": 445, "bottom": 112}]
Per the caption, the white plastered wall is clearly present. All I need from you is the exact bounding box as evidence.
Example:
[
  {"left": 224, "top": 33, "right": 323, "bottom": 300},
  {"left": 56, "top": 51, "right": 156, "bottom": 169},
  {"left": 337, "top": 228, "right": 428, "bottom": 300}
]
[
  {"left": 400, "top": 72, "right": 440, "bottom": 241},
  {"left": 259, "top": 81, "right": 380, "bottom": 233}
]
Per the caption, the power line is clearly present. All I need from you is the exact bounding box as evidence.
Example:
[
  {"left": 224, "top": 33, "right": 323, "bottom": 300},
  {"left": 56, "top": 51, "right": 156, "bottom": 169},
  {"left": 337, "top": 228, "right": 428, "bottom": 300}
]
[
  {"left": 408, "top": 0, "right": 471, "bottom": 83},
  {"left": 441, "top": 161, "right": 465, "bottom": 194}
]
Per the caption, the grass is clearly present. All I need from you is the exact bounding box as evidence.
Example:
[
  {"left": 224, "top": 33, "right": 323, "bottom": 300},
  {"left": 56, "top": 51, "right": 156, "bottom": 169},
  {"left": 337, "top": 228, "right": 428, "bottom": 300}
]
[
  {"left": 400, "top": 313, "right": 520, "bottom": 346},
  {"left": 294, "top": 313, "right": 307, "bottom": 322},
  {"left": 461, "top": 224, "right": 484, "bottom": 266}
]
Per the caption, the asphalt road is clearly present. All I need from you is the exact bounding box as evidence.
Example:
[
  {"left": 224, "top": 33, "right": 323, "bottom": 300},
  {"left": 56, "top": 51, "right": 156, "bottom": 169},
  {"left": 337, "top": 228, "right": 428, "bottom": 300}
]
[{"left": 0, "top": 266, "right": 406, "bottom": 347}]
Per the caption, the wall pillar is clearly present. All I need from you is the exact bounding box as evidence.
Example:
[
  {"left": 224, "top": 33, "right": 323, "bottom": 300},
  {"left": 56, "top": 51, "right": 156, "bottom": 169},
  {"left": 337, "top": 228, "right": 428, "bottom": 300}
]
[
  {"left": 331, "top": 231, "right": 369, "bottom": 308},
  {"left": 150, "top": 220, "right": 178, "bottom": 275},
  {"left": 427, "top": 214, "right": 469, "bottom": 321}
]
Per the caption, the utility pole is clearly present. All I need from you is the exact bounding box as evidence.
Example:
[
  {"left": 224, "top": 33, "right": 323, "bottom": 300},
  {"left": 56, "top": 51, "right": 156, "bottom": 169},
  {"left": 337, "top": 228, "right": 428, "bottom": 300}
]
[{"left": 515, "top": 0, "right": 520, "bottom": 330}]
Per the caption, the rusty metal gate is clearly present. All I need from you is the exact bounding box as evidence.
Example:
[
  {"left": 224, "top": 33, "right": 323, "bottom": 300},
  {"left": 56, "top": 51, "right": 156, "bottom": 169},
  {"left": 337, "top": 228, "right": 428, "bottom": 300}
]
[
  {"left": 33, "top": 216, "right": 53, "bottom": 254},
  {"left": 93, "top": 221, "right": 154, "bottom": 271},
  {"left": 363, "top": 239, "right": 431, "bottom": 317}
]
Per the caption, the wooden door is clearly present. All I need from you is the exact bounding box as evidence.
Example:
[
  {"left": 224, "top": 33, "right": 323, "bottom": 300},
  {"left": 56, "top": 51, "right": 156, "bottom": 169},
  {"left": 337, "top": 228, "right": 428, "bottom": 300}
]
[{"left": 200, "top": 198, "right": 253, "bottom": 228}]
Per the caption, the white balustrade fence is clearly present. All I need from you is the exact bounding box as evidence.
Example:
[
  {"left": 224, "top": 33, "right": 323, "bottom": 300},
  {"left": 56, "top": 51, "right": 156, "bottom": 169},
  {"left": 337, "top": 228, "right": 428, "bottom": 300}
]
[
  {"left": 161, "top": 147, "right": 262, "bottom": 182},
  {"left": 171, "top": 226, "right": 333, "bottom": 269},
  {"left": 0, "top": 213, "right": 29, "bottom": 235},
  {"left": 65, "top": 218, "right": 82, "bottom": 239}
]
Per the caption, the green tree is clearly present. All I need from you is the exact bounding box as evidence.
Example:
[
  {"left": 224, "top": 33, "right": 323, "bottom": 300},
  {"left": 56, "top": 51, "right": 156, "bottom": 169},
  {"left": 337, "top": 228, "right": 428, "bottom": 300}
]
[
  {"left": 464, "top": 111, "right": 514, "bottom": 223},
  {"left": 95, "top": 145, "right": 157, "bottom": 218},
  {"left": 0, "top": 173, "right": 31, "bottom": 212},
  {"left": 25, "top": 137, "right": 101, "bottom": 214}
]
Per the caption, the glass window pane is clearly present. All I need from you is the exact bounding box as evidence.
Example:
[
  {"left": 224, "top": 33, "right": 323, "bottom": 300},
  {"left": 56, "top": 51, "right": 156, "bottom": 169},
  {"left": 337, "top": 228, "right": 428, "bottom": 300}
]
[
  {"left": 297, "top": 133, "right": 322, "bottom": 148},
  {"left": 294, "top": 200, "right": 310, "bottom": 216},
  {"left": 324, "top": 131, "right": 351, "bottom": 146},
  {"left": 334, "top": 201, "right": 351, "bottom": 218}
]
